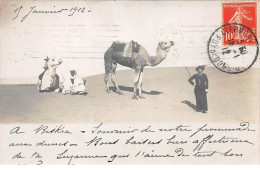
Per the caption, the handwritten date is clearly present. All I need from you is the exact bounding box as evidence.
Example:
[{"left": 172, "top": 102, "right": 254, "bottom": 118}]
[{"left": 13, "top": 5, "right": 91, "bottom": 22}]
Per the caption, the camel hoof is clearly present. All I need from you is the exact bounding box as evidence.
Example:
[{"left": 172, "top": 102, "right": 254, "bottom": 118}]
[
  {"left": 118, "top": 91, "right": 123, "bottom": 95},
  {"left": 139, "top": 95, "right": 145, "bottom": 99},
  {"left": 106, "top": 90, "right": 110, "bottom": 93},
  {"left": 132, "top": 95, "right": 138, "bottom": 99}
]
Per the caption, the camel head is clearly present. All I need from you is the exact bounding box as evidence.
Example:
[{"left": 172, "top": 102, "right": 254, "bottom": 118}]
[
  {"left": 44, "top": 56, "right": 63, "bottom": 69},
  {"left": 158, "top": 41, "right": 174, "bottom": 52}
]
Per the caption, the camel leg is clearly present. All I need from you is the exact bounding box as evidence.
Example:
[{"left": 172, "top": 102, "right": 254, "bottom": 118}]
[
  {"left": 133, "top": 67, "right": 141, "bottom": 99},
  {"left": 54, "top": 75, "right": 60, "bottom": 93},
  {"left": 111, "top": 63, "right": 123, "bottom": 95},
  {"left": 138, "top": 70, "right": 145, "bottom": 99},
  {"left": 38, "top": 79, "right": 42, "bottom": 91},
  {"left": 104, "top": 47, "right": 113, "bottom": 93},
  {"left": 104, "top": 66, "right": 111, "bottom": 93}
]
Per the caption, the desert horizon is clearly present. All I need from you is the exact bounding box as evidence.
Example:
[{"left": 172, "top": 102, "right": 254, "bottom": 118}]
[{"left": 0, "top": 67, "right": 258, "bottom": 124}]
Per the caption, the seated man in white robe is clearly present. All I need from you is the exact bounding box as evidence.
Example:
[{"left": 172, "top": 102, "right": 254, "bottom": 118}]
[{"left": 62, "top": 69, "right": 86, "bottom": 95}]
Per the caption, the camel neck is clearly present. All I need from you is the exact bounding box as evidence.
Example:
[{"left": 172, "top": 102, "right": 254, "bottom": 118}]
[
  {"left": 47, "top": 67, "right": 57, "bottom": 77},
  {"left": 147, "top": 56, "right": 166, "bottom": 66},
  {"left": 147, "top": 47, "right": 167, "bottom": 66}
]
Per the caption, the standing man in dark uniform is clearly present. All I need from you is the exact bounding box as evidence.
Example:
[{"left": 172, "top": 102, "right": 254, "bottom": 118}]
[{"left": 188, "top": 65, "right": 209, "bottom": 113}]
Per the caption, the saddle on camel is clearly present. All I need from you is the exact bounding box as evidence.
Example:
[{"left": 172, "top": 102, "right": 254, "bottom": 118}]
[{"left": 110, "top": 40, "right": 141, "bottom": 68}]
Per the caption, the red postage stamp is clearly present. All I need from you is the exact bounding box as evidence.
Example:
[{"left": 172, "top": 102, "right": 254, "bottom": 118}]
[{"left": 222, "top": 2, "right": 257, "bottom": 45}]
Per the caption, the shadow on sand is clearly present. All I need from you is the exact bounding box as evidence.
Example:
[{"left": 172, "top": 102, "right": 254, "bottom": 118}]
[
  {"left": 181, "top": 100, "right": 197, "bottom": 111},
  {"left": 109, "top": 85, "right": 163, "bottom": 95}
]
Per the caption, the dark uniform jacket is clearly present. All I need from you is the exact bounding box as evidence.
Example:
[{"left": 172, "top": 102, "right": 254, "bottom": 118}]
[{"left": 188, "top": 73, "right": 209, "bottom": 93}]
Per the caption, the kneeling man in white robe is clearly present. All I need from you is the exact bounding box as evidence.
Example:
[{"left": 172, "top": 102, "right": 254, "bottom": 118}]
[{"left": 62, "top": 69, "right": 86, "bottom": 95}]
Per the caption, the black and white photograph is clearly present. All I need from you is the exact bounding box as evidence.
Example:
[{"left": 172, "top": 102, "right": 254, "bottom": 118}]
[{"left": 0, "top": 0, "right": 259, "bottom": 165}]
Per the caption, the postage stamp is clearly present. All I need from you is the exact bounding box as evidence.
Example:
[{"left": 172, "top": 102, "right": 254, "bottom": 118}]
[
  {"left": 222, "top": 2, "right": 257, "bottom": 46},
  {"left": 207, "top": 2, "right": 258, "bottom": 74}
]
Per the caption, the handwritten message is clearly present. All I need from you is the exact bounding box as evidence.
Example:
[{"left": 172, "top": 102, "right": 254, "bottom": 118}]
[{"left": 0, "top": 122, "right": 258, "bottom": 164}]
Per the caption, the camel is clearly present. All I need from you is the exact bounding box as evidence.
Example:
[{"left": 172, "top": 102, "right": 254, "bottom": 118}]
[
  {"left": 104, "top": 41, "right": 174, "bottom": 99},
  {"left": 38, "top": 57, "right": 63, "bottom": 92}
]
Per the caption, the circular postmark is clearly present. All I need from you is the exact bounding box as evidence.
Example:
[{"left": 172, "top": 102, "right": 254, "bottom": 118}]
[{"left": 208, "top": 23, "right": 259, "bottom": 74}]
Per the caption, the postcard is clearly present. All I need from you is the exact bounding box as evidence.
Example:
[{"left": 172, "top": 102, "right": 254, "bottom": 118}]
[{"left": 0, "top": 0, "right": 259, "bottom": 164}]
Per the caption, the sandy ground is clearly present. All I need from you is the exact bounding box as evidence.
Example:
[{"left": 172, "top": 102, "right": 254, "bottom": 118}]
[{"left": 0, "top": 67, "right": 259, "bottom": 123}]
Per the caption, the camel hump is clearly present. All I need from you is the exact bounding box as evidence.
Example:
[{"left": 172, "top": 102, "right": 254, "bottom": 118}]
[
  {"left": 111, "top": 41, "right": 127, "bottom": 51},
  {"left": 111, "top": 41, "right": 140, "bottom": 53}
]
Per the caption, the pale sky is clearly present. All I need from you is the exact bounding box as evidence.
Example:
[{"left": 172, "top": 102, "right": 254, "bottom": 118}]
[{"left": 0, "top": 0, "right": 259, "bottom": 81}]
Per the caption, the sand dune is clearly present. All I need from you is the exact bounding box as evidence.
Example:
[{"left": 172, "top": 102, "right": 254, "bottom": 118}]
[{"left": 0, "top": 67, "right": 259, "bottom": 123}]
